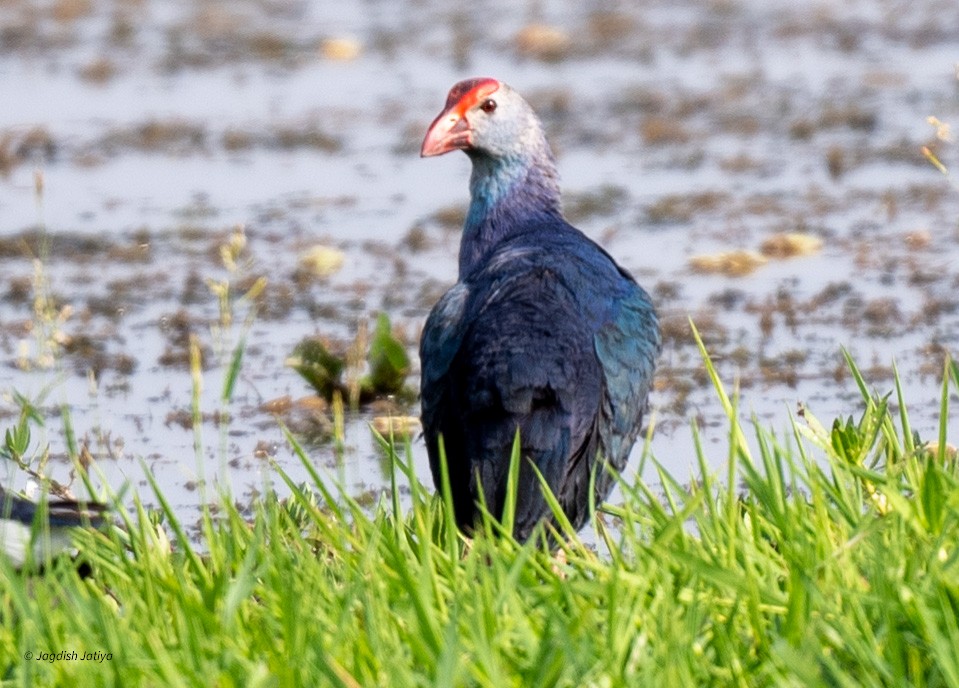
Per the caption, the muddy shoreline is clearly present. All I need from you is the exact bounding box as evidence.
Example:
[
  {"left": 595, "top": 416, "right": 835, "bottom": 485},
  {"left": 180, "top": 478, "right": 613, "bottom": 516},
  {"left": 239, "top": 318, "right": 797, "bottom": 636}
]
[{"left": 1, "top": 0, "right": 957, "bottom": 523}]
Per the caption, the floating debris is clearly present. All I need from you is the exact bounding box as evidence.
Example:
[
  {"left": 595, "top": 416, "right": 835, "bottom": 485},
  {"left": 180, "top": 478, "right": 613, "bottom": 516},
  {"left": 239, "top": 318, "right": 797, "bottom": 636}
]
[
  {"left": 260, "top": 395, "right": 329, "bottom": 416},
  {"left": 927, "top": 116, "right": 953, "bottom": 142},
  {"left": 298, "top": 245, "right": 345, "bottom": 278},
  {"left": 371, "top": 415, "right": 420, "bottom": 437},
  {"left": 320, "top": 37, "right": 362, "bottom": 61},
  {"left": 52, "top": 0, "right": 92, "bottom": 23},
  {"left": 78, "top": 57, "right": 117, "bottom": 84},
  {"left": 260, "top": 396, "right": 293, "bottom": 414},
  {"left": 641, "top": 117, "right": 691, "bottom": 146},
  {"left": 920, "top": 442, "right": 958, "bottom": 462},
  {"left": 259, "top": 396, "right": 331, "bottom": 443},
  {"left": 515, "top": 24, "right": 572, "bottom": 61},
  {"left": 759, "top": 233, "right": 823, "bottom": 259},
  {"left": 903, "top": 229, "right": 932, "bottom": 250},
  {"left": 646, "top": 192, "right": 728, "bottom": 224},
  {"left": 688, "top": 250, "right": 768, "bottom": 277}
]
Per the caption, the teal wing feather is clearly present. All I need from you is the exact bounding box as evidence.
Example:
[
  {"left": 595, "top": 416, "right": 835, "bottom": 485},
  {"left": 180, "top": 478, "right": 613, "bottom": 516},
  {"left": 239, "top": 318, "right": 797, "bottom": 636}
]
[{"left": 594, "top": 285, "right": 661, "bottom": 473}]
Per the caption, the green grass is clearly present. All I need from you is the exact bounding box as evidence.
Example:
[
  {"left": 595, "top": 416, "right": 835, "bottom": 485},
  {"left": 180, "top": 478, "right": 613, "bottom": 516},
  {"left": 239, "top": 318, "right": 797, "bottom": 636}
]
[{"left": 1, "top": 338, "right": 958, "bottom": 687}]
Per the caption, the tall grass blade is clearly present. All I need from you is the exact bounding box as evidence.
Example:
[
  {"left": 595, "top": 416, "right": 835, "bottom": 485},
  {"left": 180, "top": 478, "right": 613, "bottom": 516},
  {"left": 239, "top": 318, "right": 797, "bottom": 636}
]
[
  {"left": 139, "top": 457, "right": 209, "bottom": 586},
  {"left": 435, "top": 436, "right": 461, "bottom": 555},
  {"left": 500, "top": 428, "right": 522, "bottom": 538},
  {"left": 935, "top": 355, "right": 951, "bottom": 465},
  {"left": 893, "top": 361, "right": 915, "bottom": 456},
  {"left": 222, "top": 336, "right": 245, "bottom": 403}
]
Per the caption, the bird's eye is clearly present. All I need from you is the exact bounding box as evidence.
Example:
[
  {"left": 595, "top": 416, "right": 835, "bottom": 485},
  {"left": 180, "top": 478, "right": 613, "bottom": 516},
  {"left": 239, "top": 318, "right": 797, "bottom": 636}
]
[{"left": 479, "top": 99, "right": 497, "bottom": 114}]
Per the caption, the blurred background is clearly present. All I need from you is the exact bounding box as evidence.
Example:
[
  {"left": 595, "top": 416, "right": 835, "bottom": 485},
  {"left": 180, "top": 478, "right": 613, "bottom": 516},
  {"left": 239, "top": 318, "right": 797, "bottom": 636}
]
[{"left": 1, "top": 0, "right": 958, "bottom": 525}]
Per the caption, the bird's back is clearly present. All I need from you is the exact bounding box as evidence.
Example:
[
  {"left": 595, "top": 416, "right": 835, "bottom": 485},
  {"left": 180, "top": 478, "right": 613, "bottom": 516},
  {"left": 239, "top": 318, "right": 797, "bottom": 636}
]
[
  {"left": 421, "top": 222, "right": 655, "bottom": 539},
  {"left": 0, "top": 487, "right": 107, "bottom": 569}
]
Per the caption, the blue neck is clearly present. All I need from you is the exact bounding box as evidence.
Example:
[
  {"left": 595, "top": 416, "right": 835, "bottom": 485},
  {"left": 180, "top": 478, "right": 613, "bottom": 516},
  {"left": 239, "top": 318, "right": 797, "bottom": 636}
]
[{"left": 459, "top": 152, "right": 562, "bottom": 278}]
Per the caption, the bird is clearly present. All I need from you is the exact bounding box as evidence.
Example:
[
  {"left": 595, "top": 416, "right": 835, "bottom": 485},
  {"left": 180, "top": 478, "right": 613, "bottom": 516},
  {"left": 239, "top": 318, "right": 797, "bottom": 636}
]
[
  {"left": 0, "top": 485, "right": 108, "bottom": 571},
  {"left": 418, "top": 77, "right": 661, "bottom": 541}
]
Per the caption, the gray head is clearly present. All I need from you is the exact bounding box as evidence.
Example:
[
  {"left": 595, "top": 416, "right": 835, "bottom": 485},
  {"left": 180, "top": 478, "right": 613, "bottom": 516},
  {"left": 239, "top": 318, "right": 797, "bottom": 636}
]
[{"left": 420, "top": 78, "right": 551, "bottom": 163}]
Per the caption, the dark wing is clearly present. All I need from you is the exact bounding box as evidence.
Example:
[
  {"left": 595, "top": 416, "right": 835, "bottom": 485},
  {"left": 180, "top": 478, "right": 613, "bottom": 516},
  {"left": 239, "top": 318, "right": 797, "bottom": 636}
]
[
  {"left": 46, "top": 500, "right": 108, "bottom": 529},
  {"left": 419, "top": 284, "right": 471, "bottom": 489},
  {"left": 593, "top": 285, "right": 661, "bottom": 480},
  {"left": 0, "top": 488, "right": 38, "bottom": 524},
  {"left": 0, "top": 487, "right": 107, "bottom": 528},
  {"left": 447, "top": 267, "right": 603, "bottom": 539}
]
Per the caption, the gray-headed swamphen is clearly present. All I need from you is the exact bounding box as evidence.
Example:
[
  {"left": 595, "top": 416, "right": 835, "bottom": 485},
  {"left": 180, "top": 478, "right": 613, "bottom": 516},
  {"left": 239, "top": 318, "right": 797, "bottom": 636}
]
[{"left": 419, "top": 78, "right": 661, "bottom": 541}]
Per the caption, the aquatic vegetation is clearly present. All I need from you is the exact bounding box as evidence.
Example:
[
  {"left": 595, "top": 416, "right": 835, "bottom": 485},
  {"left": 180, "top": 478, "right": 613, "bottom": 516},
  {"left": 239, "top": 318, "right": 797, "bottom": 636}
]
[
  {"left": 288, "top": 312, "right": 413, "bottom": 406},
  {"left": 1, "top": 338, "right": 957, "bottom": 685}
]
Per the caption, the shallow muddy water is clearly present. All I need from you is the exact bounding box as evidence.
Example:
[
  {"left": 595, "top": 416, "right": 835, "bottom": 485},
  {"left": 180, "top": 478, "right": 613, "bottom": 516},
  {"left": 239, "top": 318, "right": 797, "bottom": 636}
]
[{"left": 1, "top": 0, "right": 958, "bottom": 527}]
